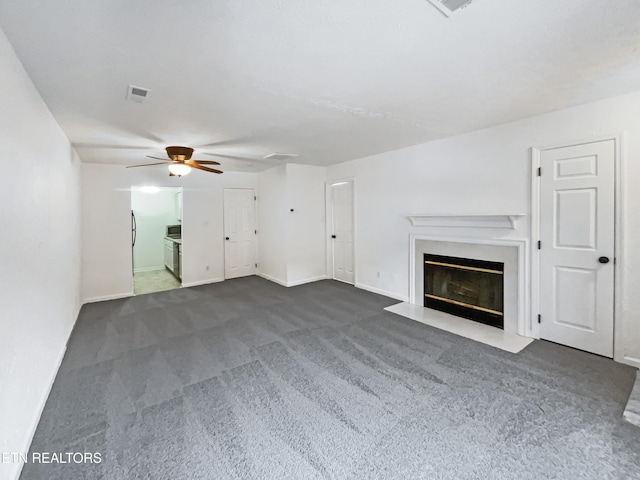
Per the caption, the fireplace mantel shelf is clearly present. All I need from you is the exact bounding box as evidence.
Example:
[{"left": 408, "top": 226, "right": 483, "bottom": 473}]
[{"left": 406, "top": 214, "right": 525, "bottom": 229}]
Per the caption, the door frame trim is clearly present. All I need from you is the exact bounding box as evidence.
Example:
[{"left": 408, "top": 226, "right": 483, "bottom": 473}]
[
  {"left": 223, "top": 187, "right": 258, "bottom": 280},
  {"left": 326, "top": 177, "right": 356, "bottom": 284},
  {"left": 530, "top": 133, "right": 625, "bottom": 360},
  {"left": 130, "top": 185, "right": 184, "bottom": 292}
]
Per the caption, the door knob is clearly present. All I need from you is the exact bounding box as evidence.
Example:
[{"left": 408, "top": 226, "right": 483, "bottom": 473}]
[
  {"left": 331, "top": 235, "right": 336, "bottom": 239},
  {"left": 598, "top": 256, "right": 610, "bottom": 264},
  {"left": 225, "top": 237, "right": 229, "bottom": 240}
]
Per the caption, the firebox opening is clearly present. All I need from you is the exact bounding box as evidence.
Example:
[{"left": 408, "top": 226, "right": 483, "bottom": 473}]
[{"left": 424, "top": 253, "right": 504, "bottom": 329}]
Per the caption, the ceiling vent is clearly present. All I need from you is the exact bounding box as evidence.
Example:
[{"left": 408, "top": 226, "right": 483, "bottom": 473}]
[
  {"left": 263, "top": 153, "right": 299, "bottom": 161},
  {"left": 426, "top": 0, "right": 474, "bottom": 16},
  {"left": 126, "top": 85, "right": 151, "bottom": 103}
]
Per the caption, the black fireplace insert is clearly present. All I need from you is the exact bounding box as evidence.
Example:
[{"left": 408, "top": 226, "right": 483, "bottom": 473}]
[{"left": 424, "top": 253, "right": 504, "bottom": 329}]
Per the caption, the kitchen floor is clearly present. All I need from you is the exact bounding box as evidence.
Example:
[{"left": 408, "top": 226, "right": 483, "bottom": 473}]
[{"left": 133, "top": 268, "right": 181, "bottom": 295}]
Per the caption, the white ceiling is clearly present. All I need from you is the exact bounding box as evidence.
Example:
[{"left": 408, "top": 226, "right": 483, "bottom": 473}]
[{"left": 1, "top": 0, "right": 639, "bottom": 172}]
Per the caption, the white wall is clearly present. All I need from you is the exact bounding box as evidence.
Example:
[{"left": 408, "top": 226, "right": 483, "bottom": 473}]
[
  {"left": 82, "top": 165, "right": 256, "bottom": 302},
  {"left": 131, "top": 187, "right": 180, "bottom": 272},
  {"left": 326, "top": 90, "right": 640, "bottom": 368},
  {"left": 257, "top": 164, "right": 327, "bottom": 286},
  {"left": 257, "top": 165, "right": 288, "bottom": 283},
  {"left": 0, "top": 29, "right": 82, "bottom": 480},
  {"left": 285, "top": 164, "right": 327, "bottom": 284}
]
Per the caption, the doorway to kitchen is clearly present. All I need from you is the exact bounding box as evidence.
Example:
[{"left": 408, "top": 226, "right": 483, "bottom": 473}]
[{"left": 131, "top": 186, "right": 183, "bottom": 295}]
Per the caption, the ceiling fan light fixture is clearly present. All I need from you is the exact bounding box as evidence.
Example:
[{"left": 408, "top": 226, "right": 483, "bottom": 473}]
[
  {"left": 128, "top": 145, "right": 222, "bottom": 174},
  {"left": 168, "top": 163, "right": 192, "bottom": 176}
]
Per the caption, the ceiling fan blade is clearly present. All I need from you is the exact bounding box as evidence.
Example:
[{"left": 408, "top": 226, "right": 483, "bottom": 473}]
[
  {"left": 146, "top": 155, "right": 170, "bottom": 161},
  {"left": 126, "top": 161, "right": 170, "bottom": 168},
  {"left": 190, "top": 163, "right": 223, "bottom": 174},
  {"left": 201, "top": 152, "right": 257, "bottom": 161},
  {"left": 189, "top": 159, "right": 221, "bottom": 165}
]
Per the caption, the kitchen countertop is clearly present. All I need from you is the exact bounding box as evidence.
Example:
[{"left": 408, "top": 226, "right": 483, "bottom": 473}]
[{"left": 165, "top": 236, "right": 182, "bottom": 245}]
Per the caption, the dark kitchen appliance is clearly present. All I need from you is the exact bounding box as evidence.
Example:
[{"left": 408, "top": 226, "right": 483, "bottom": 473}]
[
  {"left": 131, "top": 211, "right": 137, "bottom": 273},
  {"left": 166, "top": 224, "right": 181, "bottom": 238}
]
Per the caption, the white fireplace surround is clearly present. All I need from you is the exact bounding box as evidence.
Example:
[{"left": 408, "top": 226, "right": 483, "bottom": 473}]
[
  {"left": 407, "top": 214, "right": 524, "bottom": 229},
  {"left": 409, "top": 234, "right": 532, "bottom": 337}
]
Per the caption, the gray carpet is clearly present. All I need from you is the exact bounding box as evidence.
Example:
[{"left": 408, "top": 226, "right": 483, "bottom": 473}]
[{"left": 22, "top": 277, "right": 640, "bottom": 479}]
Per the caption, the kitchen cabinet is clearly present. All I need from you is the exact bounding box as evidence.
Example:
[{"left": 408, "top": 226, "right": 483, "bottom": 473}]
[
  {"left": 164, "top": 237, "right": 182, "bottom": 280},
  {"left": 164, "top": 239, "right": 173, "bottom": 270}
]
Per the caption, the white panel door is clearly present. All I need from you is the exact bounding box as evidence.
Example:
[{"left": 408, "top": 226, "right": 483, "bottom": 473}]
[
  {"left": 331, "top": 181, "right": 354, "bottom": 284},
  {"left": 539, "top": 140, "right": 615, "bottom": 357},
  {"left": 224, "top": 189, "right": 256, "bottom": 279}
]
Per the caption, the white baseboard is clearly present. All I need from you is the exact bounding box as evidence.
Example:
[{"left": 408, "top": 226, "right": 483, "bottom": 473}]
[
  {"left": 355, "top": 283, "right": 409, "bottom": 302},
  {"left": 83, "top": 291, "right": 133, "bottom": 304},
  {"left": 286, "top": 274, "right": 328, "bottom": 287},
  {"left": 257, "top": 272, "right": 288, "bottom": 287},
  {"left": 181, "top": 277, "right": 224, "bottom": 288},
  {"left": 623, "top": 371, "right": 640, "bottom": 427},
  {"left": 257, "top": 272, "right": 328, "bottom": 287},
  {"left": 14, "top": 344, "right": 67, "bottom": 478},
  {"left": 133, "top": 266, "right": 165, "bottom": 273},
  {"left": 622, "top": 355, "right": 640, "bottom": 369},
  {"left": 13, "top": 302, "right": 81, "bottom": 480}
]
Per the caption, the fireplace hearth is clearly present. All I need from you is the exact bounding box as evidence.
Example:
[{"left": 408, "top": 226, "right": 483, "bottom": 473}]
[{"left": 424, "top": 253, "right": 504, "bottom": 329}]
